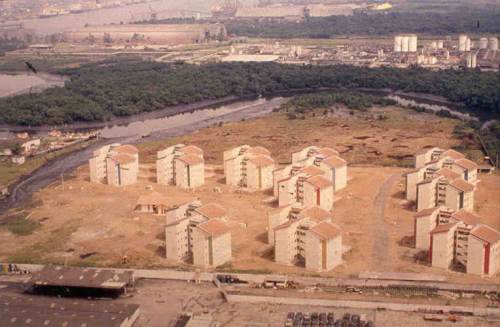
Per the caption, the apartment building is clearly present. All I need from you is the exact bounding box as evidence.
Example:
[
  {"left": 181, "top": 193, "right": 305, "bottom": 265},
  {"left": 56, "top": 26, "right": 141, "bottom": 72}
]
[
  {"left": 291, "top": 146, "right": 347, "bottom": 191},
  {"left": 89, "top": 143, "right": 139, "bottom": 186},
  {"left": 223, "top": 145, "right": 275, "bottom": 190},
  {"left": 271, "top": 205, "right": 343, "bottom": 272},
  {"left": 467, "top": 225, "right": 500, "bottom": 276},
  {"left": 420, "top": 207, "right": 500, "bottom": 276},
  {"left": 165, "top": 200, "right": 231, "bottom": 268},
  {"left": 276, "top": 166, "right": 334, "bottom": 211},
  {"left": 414, "top": 207, "right": 480, "bottom": 249},
  {"left": 407, "top": 148, "right": 478, "bottom": 203},
  {"left": 156, "top": 144, "right": 205, "bottom": 189}
]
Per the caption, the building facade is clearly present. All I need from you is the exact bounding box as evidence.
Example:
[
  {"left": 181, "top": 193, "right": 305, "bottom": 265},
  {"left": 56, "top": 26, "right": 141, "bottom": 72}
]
[
  {"left": 223, "top": 145, "right": 275, "bottom": 190},
  {"left": 270, "top": 205, "right": 343, "bottom": 272},
  {"left": 89, "top": 144, "right": 139, "bottom": 186},
  {"left": 165, "top": 200, "right": 231, "bottom": 268},
  {"left": 156, "top": 144, "right": 205, "bottom": 189}
]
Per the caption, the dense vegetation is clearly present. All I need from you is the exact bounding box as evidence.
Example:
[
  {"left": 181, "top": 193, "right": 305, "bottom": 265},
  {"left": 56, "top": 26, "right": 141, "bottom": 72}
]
[
  {"left": 0, "top": 59, "right": 499, "bottom": 126},
  {"left": 226, "top": 11, "right": 500, "bottom": 38},
  {"left": 0, "top": 37, "right": 27, "bottom": 56},
  {"left": 280, "top": 91, "right": 397, "bottom": 116}
]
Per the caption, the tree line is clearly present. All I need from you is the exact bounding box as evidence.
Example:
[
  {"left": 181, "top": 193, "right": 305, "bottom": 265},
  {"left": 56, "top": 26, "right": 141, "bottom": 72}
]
[
  {"left": 226, "top": 10, "right": 500, "bottom": 38},
  {"left": 0, "top": 59, "right": 498, "bottom": 126}
]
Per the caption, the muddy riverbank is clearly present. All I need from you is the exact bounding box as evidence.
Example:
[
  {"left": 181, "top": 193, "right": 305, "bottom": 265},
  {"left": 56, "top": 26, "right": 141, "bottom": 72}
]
[{"left": 0, "top": 97, "right": 287, "bottom": 214}]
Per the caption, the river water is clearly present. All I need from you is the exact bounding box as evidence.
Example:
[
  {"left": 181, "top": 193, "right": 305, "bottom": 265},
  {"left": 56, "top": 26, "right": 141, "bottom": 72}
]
[
  {"left": 4, "top": 0, "right": 216, "bottom": 35},
  {"left": 0, "top": 97, "right": 287, "bottom": 212},
  {"left": 0, "top": 73, "right": 66, "bottom": 98}
]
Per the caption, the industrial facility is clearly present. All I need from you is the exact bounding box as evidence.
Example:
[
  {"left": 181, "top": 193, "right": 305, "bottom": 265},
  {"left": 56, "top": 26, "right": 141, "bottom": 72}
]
[
  {"left": 89, "top": 143, "right": 139, "bottom": 186},
  {"left": 165, "top": 200, "right": 231, "bottom": 268},
  {"left": 156, "top": 144, "right": 205, "bottom": 189},
  {"left": 63, "top": 24, "right": 227, "bottom": 45},
  {"left": 394, "top": 34, "right": 418, "bottom": 53}
]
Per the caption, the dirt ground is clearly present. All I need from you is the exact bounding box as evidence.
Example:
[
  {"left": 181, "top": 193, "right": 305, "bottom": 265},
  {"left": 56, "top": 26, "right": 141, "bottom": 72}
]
[
  {"left": 119, "top": 279, "right": 500, "bottom": 327},
  {"left": 0, "top": 107, "right": 498, "bottom": 284}
]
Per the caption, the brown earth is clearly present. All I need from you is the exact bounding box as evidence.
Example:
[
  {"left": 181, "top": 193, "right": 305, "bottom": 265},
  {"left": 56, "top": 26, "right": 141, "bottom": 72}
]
[{"left": 0, "top": 106, "right": 498, "bottom": 285}]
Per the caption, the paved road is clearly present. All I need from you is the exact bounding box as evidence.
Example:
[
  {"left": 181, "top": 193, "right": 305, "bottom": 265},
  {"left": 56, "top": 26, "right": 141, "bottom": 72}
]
[{"left": 371, "top": 173, "right": 402, "bottom": 270}]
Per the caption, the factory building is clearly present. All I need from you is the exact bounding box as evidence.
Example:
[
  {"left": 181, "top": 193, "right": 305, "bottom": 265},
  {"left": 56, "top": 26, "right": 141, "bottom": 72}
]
[
  {"left": 89, "top": 143, "right": 139, "bottom": 186},
  {"left": 223, "top": 145, "right": 275, "bottom": 190},
  {"left": 156, "top": 144, "right": 205, "bottom": 189},
  {"left": 271, "top": 205, "right": 343, "bottom": 272},
  {"left": 165, "top": 200, "right": 231, "bottom": 268},
  {"left": 64, "top": 24, "right": 227, "bottom": 45},
  {"left": 458, "top": 34, "right": 471, "bottom": 52}
]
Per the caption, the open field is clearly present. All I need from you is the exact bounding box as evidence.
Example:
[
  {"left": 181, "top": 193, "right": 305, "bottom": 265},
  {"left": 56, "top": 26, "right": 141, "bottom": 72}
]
[{"left": 0, "top": 106, "right": 498, "bottom": 284}]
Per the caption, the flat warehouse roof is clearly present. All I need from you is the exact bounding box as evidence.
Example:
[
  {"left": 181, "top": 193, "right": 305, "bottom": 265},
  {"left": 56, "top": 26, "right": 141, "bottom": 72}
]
[
  {"left": 29, "top": 266, "right": 134, "bottom": 289},
  {"left": 1, "top": 294, "right": 139, "bottom": 327}
]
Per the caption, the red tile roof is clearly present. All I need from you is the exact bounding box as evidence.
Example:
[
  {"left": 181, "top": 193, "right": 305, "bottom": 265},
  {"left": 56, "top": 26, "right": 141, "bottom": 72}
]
[
  {"left": 309, "top": 222, "right": 342, "bottom": 240},
  {"left": 414, "top": 207, "right": 439, "bottom": 218},
  {"left": 454, "top": 158, "right": 478, "bottom": 171},
  {"left": 306, "top": 175, "right": 332, "bottom": 189},
  {"left": 195, "top": 203, "right": 227, "bottom": 219},
  {"left": 249, "top": 155, "right": 274, "bottom": 167},
  {"left": 177, "top": 154, "right": 204, "bottom": 166},
  {"left": 197, "top": 219, "right": 230, "bottom": 237},
  {"left": 114, "top": 144, "right": 139, "bottom": 155},
  {"left": 136, "top": 192, "right": 170, "bottom": 207},
  {"left": 451, "top": 210, "right": 480, "bottom": 226},
  {"left": 470, "top": 225, "right": 500, "bottom": 244},
  {"left": 449, "top": 179, "right": 475, "bottom": 193},
  {"left": 437, "top": 168, "right": 460, "bottom": 181},
  {"left": 442, "top": 149, "right": 465, "bottom": 160},
  {"left": 248, "top": 146, "right": 271, "bottom": 156},
  {"left": 109, "top": 153, "right": 136, "bottom": 165},
  {"left": 431, "top": 223, "right": 458, "bottom": 234},
  {"left": 180, "top": 145, "right": 204, "bottom": 156},
  {"left": 299, "top": 165, "right": 325, "bottom": 177},
  {"left": 300, "top": 206, "right": 332, "bottom": 222},
  {"left": 322, "top": 155, "right": 347, "bottom": 168},
  {"left": 318, "top": 147, "right": 339, "bottom": 157}
]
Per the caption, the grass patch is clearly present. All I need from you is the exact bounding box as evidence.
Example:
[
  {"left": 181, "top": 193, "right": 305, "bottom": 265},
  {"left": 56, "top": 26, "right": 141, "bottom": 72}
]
[
  {"left": 7, "top": 219, "right": 81, "bottom": 264},
  {"left": 4, "top": 217, "right": 40, "bottom": 236},
  {"left": 0, "top": 139, "right": 96, "bottom": 187}
]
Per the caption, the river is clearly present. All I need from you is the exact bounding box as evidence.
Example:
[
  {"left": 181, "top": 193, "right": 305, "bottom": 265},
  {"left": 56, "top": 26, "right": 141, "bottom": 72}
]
[
  {"left": 4, "top": 0, "right": 216, "bottom": 36},
  {"left": 0, "top": 97, "right": 287, "bottom": 213}
]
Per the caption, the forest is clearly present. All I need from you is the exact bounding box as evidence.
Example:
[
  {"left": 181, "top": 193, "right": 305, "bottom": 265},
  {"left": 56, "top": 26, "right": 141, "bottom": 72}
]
[
  {"left": 226, "top": 10, "right": 500, "bottom": 38},
  {"left": 0, "top": 59, "right": 499, "bottom": 126},
  {"left": 280, "top": 91, "right": 397, "bottom": 116},
  {"left": 0, "top": 37, "right": 27, "bottom": 56}
]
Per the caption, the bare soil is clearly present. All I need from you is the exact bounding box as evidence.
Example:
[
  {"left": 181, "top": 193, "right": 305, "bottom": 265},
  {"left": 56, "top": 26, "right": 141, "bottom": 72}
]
[{"left": 0, "top": 107, "right": 498, "bottom": 285}]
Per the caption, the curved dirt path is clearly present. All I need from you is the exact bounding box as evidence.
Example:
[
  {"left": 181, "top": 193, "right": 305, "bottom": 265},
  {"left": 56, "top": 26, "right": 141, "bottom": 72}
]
[{"left": 371, "top": 173, "right": 402, "bottom": 270}]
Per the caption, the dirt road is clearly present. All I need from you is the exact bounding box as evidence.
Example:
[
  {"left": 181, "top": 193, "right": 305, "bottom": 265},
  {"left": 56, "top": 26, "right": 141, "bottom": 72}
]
[{"left": 371, "top": 173, "right": 402, "bottom": 269}]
